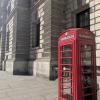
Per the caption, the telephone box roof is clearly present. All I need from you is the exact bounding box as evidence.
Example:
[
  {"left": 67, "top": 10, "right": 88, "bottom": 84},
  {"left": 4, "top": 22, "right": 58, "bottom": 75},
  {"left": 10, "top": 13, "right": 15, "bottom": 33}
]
[{"left": 58, "top": 28, "right": 95, "bottom": 41}]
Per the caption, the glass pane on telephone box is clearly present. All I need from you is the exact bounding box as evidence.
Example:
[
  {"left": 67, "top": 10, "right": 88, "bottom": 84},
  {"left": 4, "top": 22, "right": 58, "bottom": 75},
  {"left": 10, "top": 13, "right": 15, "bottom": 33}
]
[
  {"left": 80, "top": 44, "right": 93, "bottom": 100},
  {"left": 62, "top": 45, "right": 72, "bottom": 51},
  {"left": 62, "top": 52, "right": 72, "bottom": 57},
  {"left": 61, "top": 45, "right": 72, "bottom": 64},
  {"left": 61, "top": 45, "right": 72, "bottom": 100},
  {"left": 62, "top": 58, "right": 72, "bottom": 64}
]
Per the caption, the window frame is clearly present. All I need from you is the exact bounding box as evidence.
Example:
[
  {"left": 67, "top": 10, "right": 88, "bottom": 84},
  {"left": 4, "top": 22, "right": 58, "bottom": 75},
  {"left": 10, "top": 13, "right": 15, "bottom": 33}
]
[{"left": 76, "top": 9, "right": 90, "bottom": 30}]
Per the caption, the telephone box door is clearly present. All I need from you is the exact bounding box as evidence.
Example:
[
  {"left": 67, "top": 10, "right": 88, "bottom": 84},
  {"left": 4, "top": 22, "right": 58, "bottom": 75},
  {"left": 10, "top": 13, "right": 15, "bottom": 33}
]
[
  {"left": 58, "top": 42, "right": 74, "bottom": 100},
  {"left": 78, "top": 42, "right": 97, "bottom": 100}
]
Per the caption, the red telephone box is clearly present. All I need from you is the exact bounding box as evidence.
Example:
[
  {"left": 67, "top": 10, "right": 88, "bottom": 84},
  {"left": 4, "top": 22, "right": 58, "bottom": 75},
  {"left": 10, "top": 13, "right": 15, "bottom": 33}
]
[{"left": 58, "top": 28, "right": 97, "bottom": 100}]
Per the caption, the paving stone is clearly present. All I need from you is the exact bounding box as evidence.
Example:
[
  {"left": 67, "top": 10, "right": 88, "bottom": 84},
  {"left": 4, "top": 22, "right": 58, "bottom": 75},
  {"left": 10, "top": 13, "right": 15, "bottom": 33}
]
[
  {"left": 0, "top": 71, "right": 100, "bottom": 100},
  {"left": 0, "top": 71, "right": 57, "bottom": 100}
]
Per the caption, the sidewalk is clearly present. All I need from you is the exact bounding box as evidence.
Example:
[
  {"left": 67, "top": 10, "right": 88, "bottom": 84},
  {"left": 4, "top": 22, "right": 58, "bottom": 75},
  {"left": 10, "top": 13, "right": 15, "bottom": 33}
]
[
  {"left": 0, "top": 71, "right": 57, "bottom": 100},
  {"left": 0, "top": 71, "right": 100, "bottom": 100}
]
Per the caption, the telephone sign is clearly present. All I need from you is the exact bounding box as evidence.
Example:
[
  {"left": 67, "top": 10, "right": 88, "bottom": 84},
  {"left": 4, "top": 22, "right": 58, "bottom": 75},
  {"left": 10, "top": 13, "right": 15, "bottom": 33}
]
[{"left": 58, "top": 28, "right": 97, "bottom": 100}]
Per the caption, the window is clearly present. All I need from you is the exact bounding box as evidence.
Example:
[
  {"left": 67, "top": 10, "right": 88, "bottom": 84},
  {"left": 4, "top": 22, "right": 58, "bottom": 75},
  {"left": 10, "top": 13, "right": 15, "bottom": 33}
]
[
  {"left": 35, "top": 20, "right": 40, "bottom": 47},
  {"left": 6, "top": 25, "right": 10, "bottom": 52},
  {"left": 76, "top": 9, "right": 90, "bottom": 30}
]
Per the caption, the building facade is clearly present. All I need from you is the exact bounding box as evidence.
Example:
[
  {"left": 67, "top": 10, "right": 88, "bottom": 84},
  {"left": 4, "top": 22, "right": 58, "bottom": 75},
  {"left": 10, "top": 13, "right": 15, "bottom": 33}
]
[
  {"left": 0, "top": 0, "right": 30, "bottom": 74},
  {"left": 0, "top": 0, "right": 100, "bottom": 80}
]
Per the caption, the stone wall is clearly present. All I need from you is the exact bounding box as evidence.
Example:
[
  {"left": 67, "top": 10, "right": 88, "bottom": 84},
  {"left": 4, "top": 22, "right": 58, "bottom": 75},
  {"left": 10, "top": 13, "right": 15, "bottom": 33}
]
[
  {"left": 13, "top": 0, "right": 30, "bottom": 74},
  {"left": 0, "top": 0, "right": 8, "bottom": 70},
  {"left": 16, "top": 0, "right": 30, "bottom": 60},
  {"left": 4, "top": 0, "right": 30, "bottom": 74},
  {"left": 50, "top": 0, "right": 66, "bottom": 79},
  {"left": 28, "top": 0, "right": 51, "bottom": 78}
]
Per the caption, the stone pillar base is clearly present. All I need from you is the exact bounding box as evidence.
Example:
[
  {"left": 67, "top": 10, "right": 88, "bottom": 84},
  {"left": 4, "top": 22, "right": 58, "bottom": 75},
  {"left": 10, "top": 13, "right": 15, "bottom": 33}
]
[
  {"left": 28, "top": 59, "right": 50, "bottom": 78},
  {"left": 5, "top": 59, "right": 28, "bottom": 75}
]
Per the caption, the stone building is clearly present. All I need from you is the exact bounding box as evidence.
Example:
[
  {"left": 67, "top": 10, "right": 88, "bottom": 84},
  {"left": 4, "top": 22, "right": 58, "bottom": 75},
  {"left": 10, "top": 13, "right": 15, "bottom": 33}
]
[
  {"left": 0, "top": 0, "right": 100, "bottom": 80},
  {"left": 0, "top": 0, "right": 30, "bottom": 74}
]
